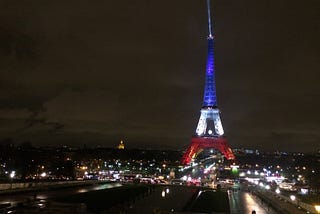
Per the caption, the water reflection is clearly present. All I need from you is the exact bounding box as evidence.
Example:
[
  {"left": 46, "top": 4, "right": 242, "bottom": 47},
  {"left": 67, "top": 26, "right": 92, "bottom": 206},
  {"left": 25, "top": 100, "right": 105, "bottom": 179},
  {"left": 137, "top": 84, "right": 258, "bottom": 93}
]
[
  {"left": 92, "top": 183, "right": 122, "bottom": 190},
  {"left": 166, "top": 188, "right": 170, "bottom": 194},
  {"left": 161, "top": 187, "right": 170, "bottom": 198},
  {"left": 77, "top": 182, "right": 122, "bottom": 193}
]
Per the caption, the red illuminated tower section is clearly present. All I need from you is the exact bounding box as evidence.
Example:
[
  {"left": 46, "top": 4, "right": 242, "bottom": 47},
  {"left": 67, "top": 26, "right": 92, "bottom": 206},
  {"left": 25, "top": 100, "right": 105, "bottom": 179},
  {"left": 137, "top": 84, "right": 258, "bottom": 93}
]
[{"left": 181, "top": 0, "right": 235, "bottom": 165}]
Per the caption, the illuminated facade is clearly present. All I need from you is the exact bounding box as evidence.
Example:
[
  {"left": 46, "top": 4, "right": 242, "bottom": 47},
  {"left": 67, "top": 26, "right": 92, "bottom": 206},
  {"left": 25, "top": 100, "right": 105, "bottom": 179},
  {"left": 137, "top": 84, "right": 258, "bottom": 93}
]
[
  {"left": 181, "top": 0, "right": 235, "bottom": 165},
  {"left": 118, "top": 140, "right": 125, "bottom": 150}
]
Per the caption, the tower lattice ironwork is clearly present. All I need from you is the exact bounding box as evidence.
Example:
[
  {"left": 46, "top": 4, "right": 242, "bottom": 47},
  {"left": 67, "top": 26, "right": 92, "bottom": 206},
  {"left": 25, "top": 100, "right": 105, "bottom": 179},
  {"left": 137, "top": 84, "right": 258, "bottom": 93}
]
[{"left": 181, "top": 0, "right": 235, "bottom": 165}]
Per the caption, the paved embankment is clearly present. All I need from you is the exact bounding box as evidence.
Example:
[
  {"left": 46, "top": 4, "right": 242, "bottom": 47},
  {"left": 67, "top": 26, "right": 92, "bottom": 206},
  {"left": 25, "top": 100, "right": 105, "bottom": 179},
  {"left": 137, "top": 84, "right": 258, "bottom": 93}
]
[{"left": 0, "top": 180, "right": 108, "bottom": 195}]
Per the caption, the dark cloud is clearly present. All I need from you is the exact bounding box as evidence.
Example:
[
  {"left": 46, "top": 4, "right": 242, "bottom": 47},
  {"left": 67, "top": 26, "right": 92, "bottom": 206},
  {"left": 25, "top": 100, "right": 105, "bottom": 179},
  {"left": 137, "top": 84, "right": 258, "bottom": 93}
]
[{"left": 0, "top": 0, "right": 319, "bottom": 152}]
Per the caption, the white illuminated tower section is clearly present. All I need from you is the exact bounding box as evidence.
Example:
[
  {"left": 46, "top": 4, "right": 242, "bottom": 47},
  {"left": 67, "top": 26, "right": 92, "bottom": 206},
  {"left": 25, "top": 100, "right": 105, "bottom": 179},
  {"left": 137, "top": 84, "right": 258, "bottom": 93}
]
[{"left": 182, "top": 0, "right": 235, "bottom": 165}]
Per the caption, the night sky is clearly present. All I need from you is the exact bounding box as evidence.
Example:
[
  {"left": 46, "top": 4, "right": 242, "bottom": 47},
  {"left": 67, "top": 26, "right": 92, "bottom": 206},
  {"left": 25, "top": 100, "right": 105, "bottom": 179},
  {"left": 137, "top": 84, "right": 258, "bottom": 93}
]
[{"left": 0, "top": 0, "right": 319, "bottom": 152}]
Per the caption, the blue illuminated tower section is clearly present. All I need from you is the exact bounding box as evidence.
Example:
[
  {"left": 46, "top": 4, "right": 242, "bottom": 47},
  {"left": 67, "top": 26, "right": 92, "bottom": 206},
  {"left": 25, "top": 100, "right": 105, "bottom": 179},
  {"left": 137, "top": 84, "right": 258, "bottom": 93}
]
[
  {"left": 203, "top": 38, "right": 216, "bottom": 107},
  {"left": 203, "top": 1, "right": 217, "bottom": 107},
  {"left": 181, "top": 0, "right": 234, "bottom": 165}
]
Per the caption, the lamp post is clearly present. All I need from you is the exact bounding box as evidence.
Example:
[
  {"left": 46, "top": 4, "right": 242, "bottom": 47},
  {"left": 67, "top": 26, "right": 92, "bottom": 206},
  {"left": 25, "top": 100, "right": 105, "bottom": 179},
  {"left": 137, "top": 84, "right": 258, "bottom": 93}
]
[
  {"left": 290, "top": 195, "right": 301, "bottom": 208},
  {"left": 290, "top": 195, "right": 297, "bottom": 206},
  {"left": 10, "top": 171, "right": 15, "bottom": 189}
]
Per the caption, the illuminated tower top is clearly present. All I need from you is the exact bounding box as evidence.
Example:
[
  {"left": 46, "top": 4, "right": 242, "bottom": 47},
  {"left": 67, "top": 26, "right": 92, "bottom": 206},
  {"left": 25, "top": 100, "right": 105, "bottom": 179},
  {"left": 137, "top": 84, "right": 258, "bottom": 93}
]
[{"left": 202, "top": 0, "right": 217, "bottom": 107}]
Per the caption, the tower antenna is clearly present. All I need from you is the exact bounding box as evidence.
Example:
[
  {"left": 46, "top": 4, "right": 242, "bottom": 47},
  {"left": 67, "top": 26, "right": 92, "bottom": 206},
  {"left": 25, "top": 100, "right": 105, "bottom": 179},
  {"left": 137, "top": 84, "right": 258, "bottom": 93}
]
[{"left": 207, "top": 0, "right": 213, "bottom": 38}]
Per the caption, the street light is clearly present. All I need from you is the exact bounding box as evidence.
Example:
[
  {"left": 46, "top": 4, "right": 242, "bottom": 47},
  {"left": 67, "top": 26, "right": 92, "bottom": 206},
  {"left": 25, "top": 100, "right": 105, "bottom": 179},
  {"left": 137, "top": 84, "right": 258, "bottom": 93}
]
[
  {"left": 290, "top": 195, "right": 296, "bottom": 201},
  {"left": 10, "top": 171, "right": 15, "bottom": 179}
]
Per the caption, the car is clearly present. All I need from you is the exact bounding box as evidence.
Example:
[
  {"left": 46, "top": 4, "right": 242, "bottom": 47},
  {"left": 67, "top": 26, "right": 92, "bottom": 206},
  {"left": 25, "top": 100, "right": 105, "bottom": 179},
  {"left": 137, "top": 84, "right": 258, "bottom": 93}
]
[{"left": 171, "top": 179, "right": 185, "bottom": 185}]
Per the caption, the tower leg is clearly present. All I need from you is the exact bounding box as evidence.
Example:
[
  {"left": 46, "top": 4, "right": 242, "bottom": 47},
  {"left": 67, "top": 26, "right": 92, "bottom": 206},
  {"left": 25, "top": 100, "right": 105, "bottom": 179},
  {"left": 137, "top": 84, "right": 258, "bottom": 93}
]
[
  {"left": 181, "top": 141, "right": 200, "bottom": 165},
  {"left": 181, "top": 137, "right": 235, "bottom": 165}
]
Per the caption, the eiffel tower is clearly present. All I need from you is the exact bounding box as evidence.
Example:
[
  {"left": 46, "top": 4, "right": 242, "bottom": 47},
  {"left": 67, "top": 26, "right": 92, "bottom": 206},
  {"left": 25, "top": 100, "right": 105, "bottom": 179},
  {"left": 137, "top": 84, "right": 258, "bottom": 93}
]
[{"left": 181, "top": 0, "right": 235, "bottom": 165}]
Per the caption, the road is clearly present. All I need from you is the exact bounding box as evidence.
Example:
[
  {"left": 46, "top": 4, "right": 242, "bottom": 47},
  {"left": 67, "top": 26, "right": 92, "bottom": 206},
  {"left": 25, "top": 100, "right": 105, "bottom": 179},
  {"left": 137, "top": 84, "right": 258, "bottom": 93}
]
[
  {"left": 229, "top": 188, "right": 309, "bottom": 214},
  {"left": 256, "top": 190, "right": 309, "bottom": 214},
  {"left": 228, "top": 189, "right": 277, "bottom": 214}
]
